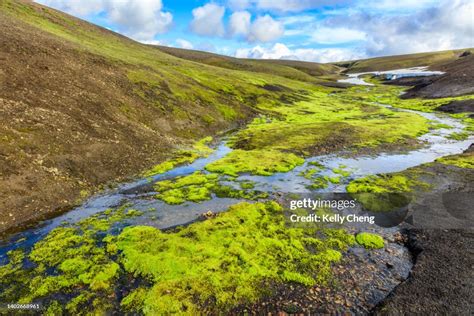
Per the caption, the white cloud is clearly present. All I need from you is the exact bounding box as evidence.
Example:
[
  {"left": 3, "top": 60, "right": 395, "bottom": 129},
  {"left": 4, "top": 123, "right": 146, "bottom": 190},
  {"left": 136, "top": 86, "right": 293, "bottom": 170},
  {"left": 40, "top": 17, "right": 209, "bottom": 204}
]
[
  {"left": 175, "top": 39, "right": 194, "bottom": 50},
  {"left": 311, "top": 27, "right": 366, "bottom": 44},
  {"left": 36, "top": 0, "right": 173, "bottom": 41},
  {"left": 227, "top": 0, "right": 350, "bottom": 12},
  {"left": 141, "top": 39, "right": 163, "bottom": 45},
  {"left": 255, "top": 0, "right": 348, "bottom": 12},
  {"left": 248, "top": 15, "right": 284, "bottom": 42},
  {"left": 229, "top": 11, "right": 252, "bottom": 36},
  {"left": 228, "top": 0, "right": 251, "bottom": 11},
  {"left": 235, "top": 43, "right": 365, "bottom": 62},
  {"left": 358, "top": 0, "right": 440, "bottom": 12},
  {"left": 190, "top": 3, "right": 226, "bottom": 37},
  {"left": 36, "top": 0, "right": 103, "bottom": 16},
  {"left": 337, "top": 0, "right": 474, "bottom": 56}
]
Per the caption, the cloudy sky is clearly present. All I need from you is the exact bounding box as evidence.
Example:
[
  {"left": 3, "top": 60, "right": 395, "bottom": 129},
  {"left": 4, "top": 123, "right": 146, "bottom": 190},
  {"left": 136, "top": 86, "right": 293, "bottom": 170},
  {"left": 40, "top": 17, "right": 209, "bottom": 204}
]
[{"left": 36, "top": 0, "right": 474, "bottom": 63}]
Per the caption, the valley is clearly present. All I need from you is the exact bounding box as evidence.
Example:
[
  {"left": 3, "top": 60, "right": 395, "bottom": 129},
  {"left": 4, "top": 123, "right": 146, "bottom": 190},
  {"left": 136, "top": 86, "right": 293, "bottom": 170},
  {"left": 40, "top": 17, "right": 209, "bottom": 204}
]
[{"left": 0, "top": 0, "right": 473, "bottom": 314}]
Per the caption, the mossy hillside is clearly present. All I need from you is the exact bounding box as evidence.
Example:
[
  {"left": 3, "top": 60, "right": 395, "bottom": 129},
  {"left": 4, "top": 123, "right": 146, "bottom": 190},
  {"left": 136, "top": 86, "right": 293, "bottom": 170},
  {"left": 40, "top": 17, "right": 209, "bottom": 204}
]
[
  {"left": 116, "top": 202, "right": 356, "bottom": 314},
  {"left": 143, "top": 137, "right": 214, "bottom": 177},
  {"left": 156, "top": 44, "right": 342, "bottom": 84},
  {"left": 347, "top": 173, "right": 429, "bottom": 212},
  {"left": 355, "top": 232, "right": 384, "bottom": 249},
  {"left": 6, "top": 0, "right": 433, "bottom": 156},
  {"left": 2, "top": 1, "right": 335, "bottom": 137},
  {"left": 341, "top": 48, "right": 474, "bottom": 73},
  {"left": 436, "top": 152, "right": 474, "bottom": 169},
  {"left": 228, "top": 89, "right": 431, "bottom": 157}
]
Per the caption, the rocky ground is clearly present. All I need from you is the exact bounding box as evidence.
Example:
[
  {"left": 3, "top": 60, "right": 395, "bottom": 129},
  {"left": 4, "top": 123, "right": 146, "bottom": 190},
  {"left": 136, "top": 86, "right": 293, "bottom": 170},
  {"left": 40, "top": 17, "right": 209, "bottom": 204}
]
[
  {"left": 375, "top": 148, "right": 474, "bottom": 315},
  {"left": 233, "top": 147, "right": 474, "bottom": 315},
  {"left": 386, "top": 53, "right": 474, "bottom": 99},
  {"left": 233, "top": 230, "right": 411, "bottom": 315},
  {"left": 375, "top": 229, "right": 473, "bottom": 315}
]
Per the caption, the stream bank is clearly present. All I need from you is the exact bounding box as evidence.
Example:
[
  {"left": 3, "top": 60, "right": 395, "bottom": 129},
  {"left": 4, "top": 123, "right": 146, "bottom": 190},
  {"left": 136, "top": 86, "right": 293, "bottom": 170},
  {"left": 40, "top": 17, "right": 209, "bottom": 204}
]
[{"left": 1, "top": 69, "right": 472, "bottom": 314}]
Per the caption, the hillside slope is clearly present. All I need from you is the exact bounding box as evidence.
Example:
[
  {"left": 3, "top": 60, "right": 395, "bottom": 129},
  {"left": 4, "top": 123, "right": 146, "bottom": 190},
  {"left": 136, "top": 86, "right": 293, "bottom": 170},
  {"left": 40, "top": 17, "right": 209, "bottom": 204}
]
[
  {"left": 1, "top": 0, "right": 471, "bottom": 235},
  {"left": 338, "top": 48, "right": 474, "bottom": 73},
  {"left": 156, "top": 45, "right": 342, "bottom": 82},
  {"left": 400, "top": 54, "right": 474, "bottom": 98},
  {"left": 0, "top": 0, "right": 316, "bottom": 234}
]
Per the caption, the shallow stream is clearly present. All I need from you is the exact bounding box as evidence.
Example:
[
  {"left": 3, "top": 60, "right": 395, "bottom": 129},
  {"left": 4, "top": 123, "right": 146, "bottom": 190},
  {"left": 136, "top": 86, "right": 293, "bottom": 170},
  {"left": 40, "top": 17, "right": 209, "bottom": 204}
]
[{"left": 0, "top": 70, "right": 472, "bottom": 311}]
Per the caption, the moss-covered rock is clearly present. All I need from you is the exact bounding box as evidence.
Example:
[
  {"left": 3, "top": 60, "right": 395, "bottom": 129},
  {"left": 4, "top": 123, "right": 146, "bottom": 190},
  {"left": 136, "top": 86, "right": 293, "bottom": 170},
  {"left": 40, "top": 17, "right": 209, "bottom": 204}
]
[
  {"left": 356, "top": 232, "right": 384, "bottom": 249},
  {"left": 205, "top": 149, "right": 305, "bottom": 176}
]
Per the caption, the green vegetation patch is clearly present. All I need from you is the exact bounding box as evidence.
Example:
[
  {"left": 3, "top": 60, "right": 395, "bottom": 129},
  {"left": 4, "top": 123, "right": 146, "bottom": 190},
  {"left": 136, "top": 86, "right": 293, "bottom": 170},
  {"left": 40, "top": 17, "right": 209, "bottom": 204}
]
[
  {"left": 229, "top": 90, "right": 431, "bottom": 157},
  {"left": 153, "top": 172, "right": 267, "bottom": 204},
  {"left": 143, "top": 137, "right": 214, "bottom": 177},
  {"left": 436, "top": 152, "right": 474, "bottom": 169},
  {"left": 205, "top": 149, "right": 304, "bottom": 176},
  {"left": 0, "top": 205, "right": 143, "bottom": 315},
  {"left": 116, "top": 201, "right": 355, "bottom": 314},
  {"left": 355, "top": 232, "right": 384, "bottom": 249},
  {"left": 154, "top": 172, "right": 218, "bottom": 204},
  {"left": 447, "top": 131, "right": 470, "bottom": 141}
]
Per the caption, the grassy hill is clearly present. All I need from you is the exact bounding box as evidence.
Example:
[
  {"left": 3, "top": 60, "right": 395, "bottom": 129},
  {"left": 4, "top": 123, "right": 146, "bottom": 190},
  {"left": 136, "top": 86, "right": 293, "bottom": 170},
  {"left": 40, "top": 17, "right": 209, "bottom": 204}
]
[
  {"left": 0, "top": 0, "right": 471, "bottom": 235},
  {"left": 0, "top": 0, "right": 332, "bottom": 233},
  {"left": 156, "top": 45, "right": 342, "bottom": 82}
]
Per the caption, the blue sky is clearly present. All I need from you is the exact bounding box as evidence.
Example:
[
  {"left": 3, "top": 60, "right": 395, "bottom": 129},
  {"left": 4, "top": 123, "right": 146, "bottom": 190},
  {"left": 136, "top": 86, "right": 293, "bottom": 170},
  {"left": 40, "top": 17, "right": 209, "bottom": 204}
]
[{"left": 36, "top": 0, "right": 474, "bottom": 63}]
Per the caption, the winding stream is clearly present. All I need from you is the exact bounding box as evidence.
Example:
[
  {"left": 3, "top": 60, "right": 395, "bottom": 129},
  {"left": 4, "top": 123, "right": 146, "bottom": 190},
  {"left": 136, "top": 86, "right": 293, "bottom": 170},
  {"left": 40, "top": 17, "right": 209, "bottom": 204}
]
[{"left": 0, "top": 70, "right": 472, "bottom": 311}]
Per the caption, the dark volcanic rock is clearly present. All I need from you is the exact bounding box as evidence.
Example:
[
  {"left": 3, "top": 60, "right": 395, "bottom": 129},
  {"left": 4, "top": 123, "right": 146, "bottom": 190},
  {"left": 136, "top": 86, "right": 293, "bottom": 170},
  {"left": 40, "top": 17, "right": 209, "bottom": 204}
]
[
  {"left": 401, "top": 55, "right": 474, "bottom": 99},
  {"left": 383, "top": 76, "right": 437, "bottom": 87},
  {"left": 437, "top": 99, "right": 474, "bottom": 114},
  {"left": 374, "top": 229, "right": 474, "bottom": 316}
]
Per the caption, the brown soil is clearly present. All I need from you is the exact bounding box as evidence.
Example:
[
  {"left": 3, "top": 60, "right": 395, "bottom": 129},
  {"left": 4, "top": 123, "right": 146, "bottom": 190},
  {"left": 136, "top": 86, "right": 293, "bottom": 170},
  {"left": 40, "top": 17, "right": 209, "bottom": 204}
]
[
  {"left": 0, "top": 4, "right": 253, "bottom": 236},
  {"left": 400, "top": 54, "right": 474, "bottom": 98}
]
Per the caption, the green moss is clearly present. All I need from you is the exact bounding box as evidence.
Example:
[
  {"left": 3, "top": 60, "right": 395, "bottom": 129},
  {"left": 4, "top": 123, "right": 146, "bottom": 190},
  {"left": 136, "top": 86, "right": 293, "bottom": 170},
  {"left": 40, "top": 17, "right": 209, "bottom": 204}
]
[
  {"left": 0, "top": 204, "right": 144, "bottom": 315},
  {"left": 447, "top": 131, "right": 469, "bottom": 141},
  {"left": 121, "top": 287, "right": 148, "bottom": 312},
  {"left": 115, "top": 201, "right": 355, "bottom": 314},
  {"left": 308, "top": 176, "right": 329, "bottom": 190},
  {"left": 45, "top": 300, "right": 63, "bottom": 316},
  {"left": 228, "top": 90, "right": 430, "bottom": 156},
  {"left": 143, "top": 137, "right": 214, "bottom": 177},
  {"left": 332, "top": 166, "right": 351, "bottom": 177},
  {"left": 239, "top": 181, "right": 256, "bottom": 189},
  {"left": 300, "top": 168, "right": 319, "bottom": 179},
  {"left": 154, "top": 172, "right": 217, "bottom": 204},
  {"left": 436, "top": 153, "right": 474, "bottom": 169},
  {"left": 154, "top": 172, "right": 267, "bottom": 204},
  {"left": 213, "top": 184, "right": 268, "bottom": 200},
  {"left": 347, "top": 174, "right": 416, "bottom": 193},
  {"left": 355, "top": 232, "right": 384, "bottom": 249},
  {"left": 430, "top": 122, "right": 453, "bottom": 130},
  {"left": 205, "top": 149, "right": 304, "bottom": 176}
]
